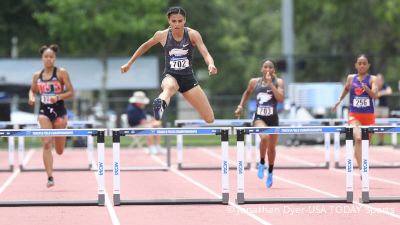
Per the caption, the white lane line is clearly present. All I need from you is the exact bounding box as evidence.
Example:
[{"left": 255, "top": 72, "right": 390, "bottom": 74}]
[
  {"left": 280, "top": 152, "right": 400, "bottom": 186},
  {"left": 0, "top": 149, "right": 35, "bottom": 195},
  {"left": 92, "top": 159, "right": 120, "bottom": 225},
  {"left": 150, "top": 155, "right": 273, "bottom": 225},
  {"left": 200, "top": 148, "right": 400, "bottom": 220}
]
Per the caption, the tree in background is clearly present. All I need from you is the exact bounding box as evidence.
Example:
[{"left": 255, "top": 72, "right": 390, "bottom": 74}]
[{"left": 34, "top": 0, "right": 167, "bottom": 114}]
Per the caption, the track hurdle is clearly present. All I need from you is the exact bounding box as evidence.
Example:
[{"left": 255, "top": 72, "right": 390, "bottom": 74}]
[
  {"left": 360, "top": 126, "right": 400, "bottom": 203},
  {"left": 335, "top": 118, "right": 400, "bottom": 169},
  {"left": 14, "top": 121, "right": 98, "bottom": 172},
  {"left": 236, "top": 126, "right": 354, "bottom": 204},
  {"left": 175, "top": 119, "right": 252, "bottom": 170},
  {"left": 0, "top": 123, "right": 15, "bottom": 172},
  {"left": 112, "top": 127, "right": 230, "bottom": 205},
  {"left": 0, "top": 129, "right": 105, "bottom": 206}
]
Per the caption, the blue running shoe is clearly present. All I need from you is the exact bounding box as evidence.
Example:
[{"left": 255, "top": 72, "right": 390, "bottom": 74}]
[
  {"left": 257, "top": 164, "right": 265, "bottom": 179},
  {"left": 266, "top": 172, "right": 273, "bottom": 188},
  {"left": 153, "top": 98, "right": 164, "bottom": 120}
]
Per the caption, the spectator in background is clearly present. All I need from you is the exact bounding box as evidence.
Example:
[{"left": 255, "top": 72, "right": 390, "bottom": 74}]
[
  {"left": 127, "top": 91, "right": 163, "bottom": 154},
  {"left": 375, "top": 73, "right": 393, "bottom": 145}
]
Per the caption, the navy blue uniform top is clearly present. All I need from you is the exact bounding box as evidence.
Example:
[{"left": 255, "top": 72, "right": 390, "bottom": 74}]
[
  {"left": 163, "top": 27, "right": 194, "bottom": 76},
  {"left": 254, "top": 77, "right": 278, "bottom": 117},
  {"left": 127, "top": 104, "right": 147, "bottom": 127}
]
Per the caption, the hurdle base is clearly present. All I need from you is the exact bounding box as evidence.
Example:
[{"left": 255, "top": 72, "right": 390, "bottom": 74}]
[
  {"left": 119, "top": 198, "right": 225, "bottom": 205},
  {"left": 178, "top": 164, "right": 250, "bottom": 171},
  {"left": 105, "top": 166, "right": 169, "bottom": 172},
  {"left": 113, "top": 194, "right": 120, "bottom": 206},
  {"left": 0, "top": 200, "right": 100, "bottom": 207},
  {"left": 236, "top": 193, "right": 245, "bottom": 204},
  {"left": 240, "top": 197, "right": 349, "bottom": 204},
  {"left": 0, "top": 165, "right": 13, "bottom": 172},
  {"left": 336, "top": 163, "right": 400, "bottom": 169},
  {"left": 20, "top": 165, "right": 92, "bottom": 172},
  {"left": 362, "top": 196, "right": 400, "bottom": 203}
]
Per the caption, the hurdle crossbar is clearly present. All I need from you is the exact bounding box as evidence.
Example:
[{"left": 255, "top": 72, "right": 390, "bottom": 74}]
[
  {"left": 112, "top": 128, "right": 230, "bottom": 205},
  {"left": 175, "top": 119, "right": 252, "bottom": 170},
  {"left": 360, "top": 126, "right": 400, "bottom": 203},
  {"left": 0, "top": 129, "right": 105, "bottom": 207},
  {"left": 18, "top": 121, "right": 97, "bottom": 172},
  {"left": 335, "top": 119, "right": 400, "bottom": 169},
  {"left": 236, "top": 126, "right": 354, "bottom": 204}
]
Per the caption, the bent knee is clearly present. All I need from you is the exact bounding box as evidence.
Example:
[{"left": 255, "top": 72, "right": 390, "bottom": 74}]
[
  {"left": 205, "top": 118, "right": 214, "bottom": 124},
  {"left": 55, "top": 147, "right": 64, "bottom": 155}
]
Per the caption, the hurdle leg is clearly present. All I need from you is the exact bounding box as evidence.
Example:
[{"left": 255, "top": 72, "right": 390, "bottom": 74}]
[
  {"left": 177, "top": 135, "right": 183, "bottom": 169},
  {"left": 97, "top": 131, "right": 105, "bottom": 206},
  {"left": 87, "top": 135, "right": 94, "bottom": 169},
  {"left": 361, "top": 128, "right": 370, "bottom": 203},
  {"left": 18, "top": 136, "right": 24, "bottom": 170},
  {"left": 391, "top": 123, "right": 397, "bottom": 147},
  {"left": 112, "top": 131, "right": 121, "bottom": 206},
  {"left": 345, "top": 128, "right": 354, "bottom": 203},
  {"left": 8, "top": 137, "right": 15, "bottom": 171},
  {"left": 221, "top": 130, "right": 229, "bottom": 204},
  {"left": 255, "top": 134, "right": 260, "bottom": 167},
  {"left": 324, "top": 133, "right": 330, "bottom": 168},
  {"left": 334, "top": 132, "right": 340, "bottom": 168},
  {"left": 245, "top": 134, "right": 252, "bottom": 169},
  {"left": 236, "top": 129, "right": 245, "bottom": 204}
]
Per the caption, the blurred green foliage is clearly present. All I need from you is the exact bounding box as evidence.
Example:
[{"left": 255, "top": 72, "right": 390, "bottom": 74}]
[{"left": 1, "top": 0, "right": 399, "bottom": 93}]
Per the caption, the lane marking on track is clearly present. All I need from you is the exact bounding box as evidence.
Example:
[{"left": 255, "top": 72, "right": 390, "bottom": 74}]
[
  {"left": 0, "top": 149, "right": 35, "bottom": 195},
  {"left": 280, "top": 154, "right": 400, "bottom": 186},
  {"left": 200, "top": 147, "right": 400, "bottom": 219},
  {"left": 92, "top": 159, "right": 120, "bottom": 225},
  {"left": 150, "top": 154, "right": 273, "bottom": 225}
]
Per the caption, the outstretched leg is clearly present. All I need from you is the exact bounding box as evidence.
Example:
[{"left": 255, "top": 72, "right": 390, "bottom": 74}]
[{"left": 153, "top": 75, "right": 179, "bottom": 120}]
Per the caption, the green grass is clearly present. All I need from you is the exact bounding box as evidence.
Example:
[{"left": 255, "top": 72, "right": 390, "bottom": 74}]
[{"left": 0, "top": 135, "right": 239, "bottom": 150}]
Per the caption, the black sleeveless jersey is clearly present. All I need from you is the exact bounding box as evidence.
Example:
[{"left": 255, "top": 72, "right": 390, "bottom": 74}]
[{"left": 163, "top": 27, "right": 194, "bottom": 75}]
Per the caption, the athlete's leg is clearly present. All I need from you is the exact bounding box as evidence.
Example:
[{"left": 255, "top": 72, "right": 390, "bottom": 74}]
[
  {"left": 38, "top": 115, "right": 54, "bottom": 182},
  {"left": 159, "top": 75, "right": 179, "bottom": 105},
  {"left": 254, "top": 120, "right": 267, "bottom": 179},
  {"left": 154, "top": 75, "right": 179, "bottom": 120},
  {"left": 182, "top": 85, "right": 214, "bottom": 123},
  {"left": 53, "top": 115, "right": 68, "bottom": 155},
  {"left": 350, "top": 120, "right": 362, "bottom": 170},
  {"left": 267, "top": 134, "right": 278, "bottom": 168}
]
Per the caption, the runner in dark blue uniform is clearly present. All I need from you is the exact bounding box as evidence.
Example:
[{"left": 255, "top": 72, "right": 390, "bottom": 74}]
[
  {"left": 121, "top": 6, "right": 217, "bottom": 122},
  {"left": 28, "top": 44, "right": 74, "bottom": 187},
  {"left": 235, "top": 59, "right": 284, "bottom": 188}
]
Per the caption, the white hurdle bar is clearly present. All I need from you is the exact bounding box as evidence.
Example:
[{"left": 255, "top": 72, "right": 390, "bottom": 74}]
[
  {"left": 107, "top": 128, "right": 171, "bottom": 172},
  {"left": 236, "top": 126, "right": 354, "bottom": 204},
  {"left": 175, "top": 119, "right": 252, "bottom": 170},
  {"left": 112, "top": 127, "right": 230, "bottom": 205},
  {"left": 361, "top": 126, "right": 400, "bottom": 203},
  {"left": 0, "top": 129, "right": 105, "bottom": 206}
]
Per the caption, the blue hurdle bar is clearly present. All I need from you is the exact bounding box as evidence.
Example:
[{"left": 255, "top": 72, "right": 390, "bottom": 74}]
[
  {"left": 0, "top": 121, "right": 98, "bottom": 172},
  {"left": 361, "top": 126, "right": 400, "bottom": 203},
  {"left": 236, "top": 126, "right": 354, "bottom": 204},
  {"left": 0, "top": 129, "right": 105, "bottom": 206},
  {"left": 112, "top": 127, "right": 230, "bottom": 205},
  {"left": 175, "top": 119, "right": 252, "bottom": 170}
]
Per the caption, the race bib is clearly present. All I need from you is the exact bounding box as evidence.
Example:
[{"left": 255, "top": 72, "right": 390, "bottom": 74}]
[
  {"left": 170, "top": 58, "right": 189, "bottom": 70},
  {"left": 353, "top": 97, "right": 370, "bottom": 108},
  {"left": 41, "top": 95, "right": 55, "bottom": 104},
  {"left": 257, "top": 106, "right": 274, "bottom": 116}
]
